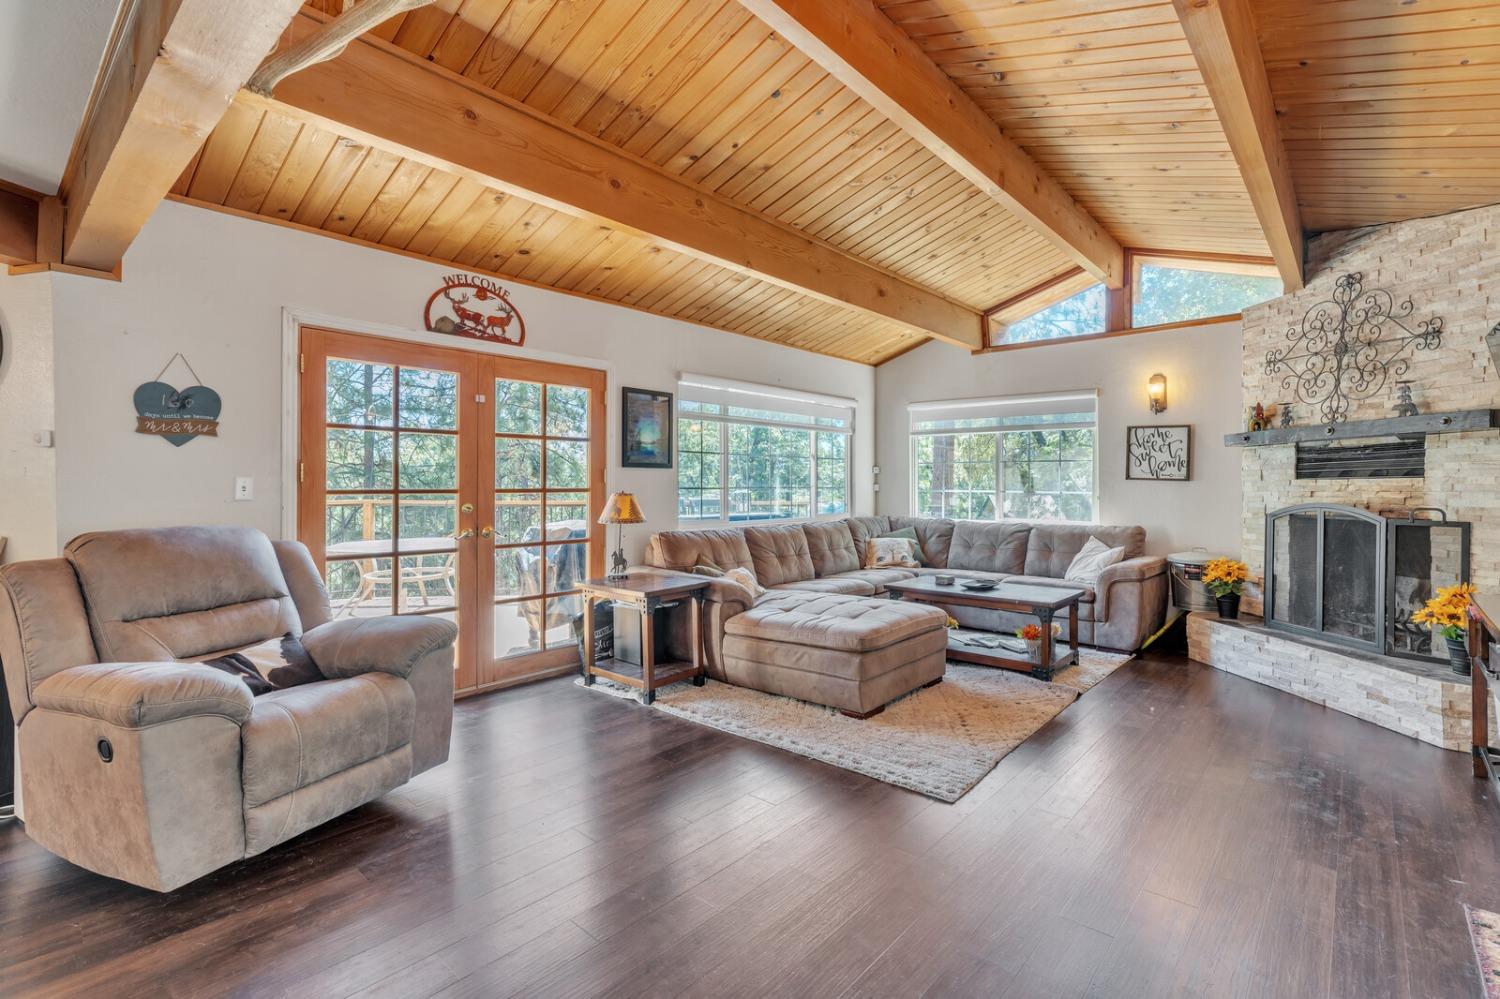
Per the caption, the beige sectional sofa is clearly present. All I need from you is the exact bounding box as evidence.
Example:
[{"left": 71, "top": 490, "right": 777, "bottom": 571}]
[
  {"left": 0, "top": 526, "right": 457, "bottom": 891},
  {"left": 643, "top": 515, "right": 1167, "bottom": 716}
]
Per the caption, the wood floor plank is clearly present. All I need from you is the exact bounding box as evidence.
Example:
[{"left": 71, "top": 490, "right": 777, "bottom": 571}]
[{"left": 1, "top": 651, "right": 1493, "bottom": 998}]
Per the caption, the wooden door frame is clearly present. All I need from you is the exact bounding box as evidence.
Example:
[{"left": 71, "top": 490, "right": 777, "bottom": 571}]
[
  {"left": 291, "top": 316, "right": 611, "bottom": 697},
  {"left": 279, "top": 308, "right": 616, "bottom": 543}
]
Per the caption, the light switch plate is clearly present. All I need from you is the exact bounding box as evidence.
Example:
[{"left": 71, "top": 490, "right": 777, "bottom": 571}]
[
  {"left": 234, "top": 477, "right": 254, "bottom": 501},
  {"left": 31, "top": 430, "right": 54, "bottom": 448}
]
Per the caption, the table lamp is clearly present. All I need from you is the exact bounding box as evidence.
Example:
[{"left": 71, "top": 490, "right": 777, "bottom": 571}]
[{"left": 598, "top": 491, "right": 645, "bottom": 580}]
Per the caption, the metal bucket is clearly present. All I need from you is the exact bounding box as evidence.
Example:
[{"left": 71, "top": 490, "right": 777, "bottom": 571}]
[{"left": 1167, "top": 548, "right": 1220, "bottom": 613}]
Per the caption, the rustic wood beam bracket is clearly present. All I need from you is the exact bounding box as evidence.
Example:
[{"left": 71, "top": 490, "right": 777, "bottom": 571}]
[{"left": 247, "top": 0, "right": 434, "bottom": 97}]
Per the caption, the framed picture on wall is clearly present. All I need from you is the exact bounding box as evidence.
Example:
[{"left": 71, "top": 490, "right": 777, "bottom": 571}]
[
  {"left": 621, "top": 387, "right": 673, "bottom": 468},
  {"left": 1126, "top": 424, "right": 1191, "bottom": 481}
]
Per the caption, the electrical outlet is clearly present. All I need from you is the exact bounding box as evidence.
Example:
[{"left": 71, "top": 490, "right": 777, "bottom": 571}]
[
  {"left": 872, "top": 466, "right": 880, "bottom": 476},
  {"left": 234, "top": 477, "right": 254, "bottom": 501}
]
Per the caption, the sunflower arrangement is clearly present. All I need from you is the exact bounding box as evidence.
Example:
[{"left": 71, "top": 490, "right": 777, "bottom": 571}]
[
  {"left": 1201, "top": 557, "right": 1249, "bottom": 597},
  {"left": 1411, "top": 583, "right": 1476, "bottom": 641}
]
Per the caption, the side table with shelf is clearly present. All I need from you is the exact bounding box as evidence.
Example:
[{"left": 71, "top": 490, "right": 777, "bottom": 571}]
[{"left": 579, "top": 573, "right": 709, "bottom": 704}]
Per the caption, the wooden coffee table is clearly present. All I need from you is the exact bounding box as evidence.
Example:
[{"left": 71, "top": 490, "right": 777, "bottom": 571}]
[{"left": 887, "top": 576, "right": 1086, "bottom": 680}]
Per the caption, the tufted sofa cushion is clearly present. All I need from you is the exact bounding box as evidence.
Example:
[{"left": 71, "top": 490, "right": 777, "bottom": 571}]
[
  {"left": 648, "top": 528, "right": 755, "bottom": 574},
  {"left": 1024, "top": 524, "right": 1146, "bottom": 578},
  {"left": 947, "top": 522, "right": 1033, "bottom": 574},
  {"left": 802, "top": 521, "right": 861, "bottom": 577},
  {"left": 743, "top": 525, "right": 816, "bottom": 586},
  {"left": 726, "top": 590, "right": 945, "bottom": 652},
  {"left": 886, "top": 517, "right": 957, "bottom": 568},
  {"left": 846, "top": 516, "right": 891, "bottom": 552}
]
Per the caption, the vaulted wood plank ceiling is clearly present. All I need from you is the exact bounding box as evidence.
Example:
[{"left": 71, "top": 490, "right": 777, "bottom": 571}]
[
  {"left": 1252, "top": 0, "right": 1500, "bottom": 232},
  {"left": 154, "top": 0, "right": 1500, "bottom": 365}
]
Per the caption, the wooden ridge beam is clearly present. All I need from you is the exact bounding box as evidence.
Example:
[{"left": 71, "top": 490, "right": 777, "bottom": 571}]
[
  {"left": 58, "top": 0, "right": 305, "bottom": 271},
  {"left": 251, "top": 10, "right": 983, "bottom": 350},
  {"left": 736, "top": 0, "right": 1125, "bottom": 288},
  {"left": 1172, "top": 0, "right": 1304, "bottom": 291}
]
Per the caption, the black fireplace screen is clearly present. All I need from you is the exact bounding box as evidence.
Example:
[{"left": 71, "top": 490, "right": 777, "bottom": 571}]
[{"left": 1265, "top": 503, "right": 1469, "bottom": 662}]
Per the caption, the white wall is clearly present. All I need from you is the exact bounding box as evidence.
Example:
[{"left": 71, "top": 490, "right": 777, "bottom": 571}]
[
  {"left": 47, "top": 200, "right": 876, "bottom": 562},
  {"left": 875, "top": 322, "right": 1245, "bottom": 557},
  {"left": 0, "top": 270, "right": 58, "bottom": 563}
]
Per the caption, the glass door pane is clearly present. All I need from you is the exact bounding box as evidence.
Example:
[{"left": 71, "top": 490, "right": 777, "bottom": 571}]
[
  {"left": 300, "top": 329, "right": 481, "bottom": 694},
  {"left": 482, "top": 360, "right": 604, "bottom": 684},
  {"left": 324, "top": 362, "right": 461, "bottom": 619}
]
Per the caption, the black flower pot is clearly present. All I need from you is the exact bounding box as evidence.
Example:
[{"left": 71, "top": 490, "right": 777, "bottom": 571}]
[
  {"left": 1445, "top": 634, "right": 1471, "bottom": 677},
  {"left": 1216, "top": 593, "right": 1241, "bottom": 620}
]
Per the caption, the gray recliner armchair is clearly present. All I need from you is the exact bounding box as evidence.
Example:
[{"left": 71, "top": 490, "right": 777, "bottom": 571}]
[{"left": 0, "top": 526, "right": 457, "bottom": 892}]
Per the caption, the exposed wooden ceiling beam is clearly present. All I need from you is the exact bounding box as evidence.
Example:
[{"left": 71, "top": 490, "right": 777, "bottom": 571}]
[
  {"left": 57, "top": 0, "right": 305, "bottom": 271},
  {"left": 247, "top": 0, "right": 433, "bottom": 97},
  {"left": 0, "top": 185, "right": 41, "bottom": 267},
  {"left": 1172, "top": 0, "right": 1304, "bottom": 291},
  {"left": 248, "top": 10, "right": 983, "bottom": 350},
  {"left": 736, "top": 0, "right": 1126, "bottom": 288}
]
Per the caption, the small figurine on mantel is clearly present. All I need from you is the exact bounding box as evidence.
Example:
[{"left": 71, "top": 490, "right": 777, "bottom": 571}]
[
  {"left": 1392, "top": 381, "right": 1420, "bottom": 418},
  {"left": 1247, "top": 402, "right": 1268, "bottom": 432},
  {"left": 1278, "top": 403, "right": 1295, "bottom": 429}
]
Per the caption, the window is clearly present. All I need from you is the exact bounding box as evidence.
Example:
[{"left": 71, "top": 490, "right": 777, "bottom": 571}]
[
  {"left": 677, "top": 374, "right": 853, "bottom": 524},
  {"left": 910, "top": 391, "right": 1097, "bottom": 523},
  {"left": 995, "top": 282, "right": 1106, "bottom": 346},
  {"left": 1131, "top": 256, "right": 1282, "bottom": 328}
]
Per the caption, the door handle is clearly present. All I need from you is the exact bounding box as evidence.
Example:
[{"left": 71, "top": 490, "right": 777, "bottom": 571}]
[
  {"left": 480, "top": 526, "right": 495, "bottom": 538},
  {"left": 454, "top": 529, "right": 475, "bottom": 540}
]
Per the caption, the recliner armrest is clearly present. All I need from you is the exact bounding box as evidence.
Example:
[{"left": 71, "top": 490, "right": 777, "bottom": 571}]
[
  {"left": 33, "top": 662, "right": 254, "bottom": 728},
  {"left": 301, "top": 615, "right": 458, "bottom": 679},
  {"left": 1095, "top": 556, "right": 1167, "bottom": 619}
]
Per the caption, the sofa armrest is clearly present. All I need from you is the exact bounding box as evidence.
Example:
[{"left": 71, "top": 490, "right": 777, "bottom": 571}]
[
  {"left": 301, "top": 615, "right": 458, "bottom": 680},
  {"left": 1095, "top": 556, "right": 1167, "bottom": 618},
  {"left": 633, "top": 567, "right": 754, "bottom": 613},
  {"left": 33, "top": 662, "right": 254, "bottom": 728}
]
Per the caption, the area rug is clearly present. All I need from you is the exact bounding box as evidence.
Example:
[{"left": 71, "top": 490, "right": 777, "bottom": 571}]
[
  {"left": 577, "top": 648, "right": 1132, "bottom": 802},
  {"left": 1468, "top": 905, "right": 1500, "bottom": 998}
]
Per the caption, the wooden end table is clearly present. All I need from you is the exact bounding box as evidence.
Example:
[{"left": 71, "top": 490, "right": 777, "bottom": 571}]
[
  {"left": 1468, "top": 593, "right": 1500, "bottom": 793},
  {"left": 579, "top": 573, "right": 708, "bottom": 704},
  {"left": 887, "top": 577, "right": 1085, "bottom": 681}
]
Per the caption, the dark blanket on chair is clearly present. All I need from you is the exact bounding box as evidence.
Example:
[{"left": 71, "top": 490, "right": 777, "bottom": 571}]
[{"left": 201, "top": 634, "right": 322, "bottom": 695}]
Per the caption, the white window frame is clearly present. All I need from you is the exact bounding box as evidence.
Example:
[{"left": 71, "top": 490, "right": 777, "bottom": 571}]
[
  {"left": 677, "top": 374, "right": 854, "bottom": 528},
  {"left": 907, "top": 391, "right": 1100, "bottom": 524}
]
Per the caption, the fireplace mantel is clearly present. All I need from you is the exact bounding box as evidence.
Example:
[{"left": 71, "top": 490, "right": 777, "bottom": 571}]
[{"left": 1224, "top": 408, "right": 1498, "bottom": 447}]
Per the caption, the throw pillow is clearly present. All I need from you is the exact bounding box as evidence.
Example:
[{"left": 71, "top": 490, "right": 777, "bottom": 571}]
[
  {"left": 722, "top": 566, "right": 765, "bottom": 600},
  {"left": 691, "top": 556, "right": 725, "bottom": 577},
  {"left": 879, "top": 527, "right": 926, "bottom": 566},
  {"left": 866, "top": 537, "right": 919, "bottom": 569},
  {"left": 200, "top": 634, "right": 322, "bottom": 695},
  {"left": 1064, "top": 536, "right": 1126, "bottom": 585}
]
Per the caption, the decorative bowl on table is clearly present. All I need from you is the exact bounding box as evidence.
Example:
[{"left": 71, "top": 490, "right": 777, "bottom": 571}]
[{"left": 959, "top": 579, "right": 998, "bottom": 591}]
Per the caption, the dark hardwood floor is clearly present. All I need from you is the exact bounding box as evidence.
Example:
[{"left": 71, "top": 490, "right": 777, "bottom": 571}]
[{"left": 2, "top": 652, "right": 1496, "bottom": 998}]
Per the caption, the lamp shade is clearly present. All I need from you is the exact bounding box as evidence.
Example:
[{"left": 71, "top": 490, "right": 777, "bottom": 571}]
[{"left": 598, "top": 491, "right": 646, "bottom": 525}]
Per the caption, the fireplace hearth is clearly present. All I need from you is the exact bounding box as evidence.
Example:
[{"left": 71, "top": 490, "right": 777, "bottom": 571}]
[{"left": 1264, "top": 503, "right": 1469, "bottom": 663}]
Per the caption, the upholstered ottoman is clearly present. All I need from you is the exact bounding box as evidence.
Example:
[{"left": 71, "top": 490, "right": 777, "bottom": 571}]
[{"left": 720, "top": 591, "right": 948, "bottom": 718}]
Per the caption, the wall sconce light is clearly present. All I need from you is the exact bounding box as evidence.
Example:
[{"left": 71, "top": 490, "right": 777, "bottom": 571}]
[{"left": 1147, "top": 373, "right": 1168, "bottom": 414}]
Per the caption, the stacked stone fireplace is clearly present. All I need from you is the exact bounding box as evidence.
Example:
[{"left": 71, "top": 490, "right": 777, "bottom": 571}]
[{"left": 1189, "top": 204, "right": 1500, "bottom": 750}]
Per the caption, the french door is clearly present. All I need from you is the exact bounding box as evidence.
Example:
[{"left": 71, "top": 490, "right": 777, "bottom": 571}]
[{"left": 298, "top": 328, "right": 605, "bottom": 695}]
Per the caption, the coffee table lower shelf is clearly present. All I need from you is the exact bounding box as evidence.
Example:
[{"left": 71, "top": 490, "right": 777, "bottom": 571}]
[
  {"left": 584, "top": 657, "right": 705, "bottom": 702},
  {"left": 947, "top": 635, "right": 1079, "bottom": 681}
]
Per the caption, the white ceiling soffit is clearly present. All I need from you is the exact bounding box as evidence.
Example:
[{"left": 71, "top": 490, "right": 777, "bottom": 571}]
[{"left": 0, "top": 0, "right": 120, "bottom": 194}]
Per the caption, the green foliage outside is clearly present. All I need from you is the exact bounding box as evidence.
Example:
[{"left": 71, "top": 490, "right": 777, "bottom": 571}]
[
  {"left": 915, "top": 429, "right": 1094, "bottom": 522},
  {"left": 677, "top": 417, "right": 849, "bottom": 521},
  {"left": 1132, "top": 265, "right": 1281, "bottom": 327}
]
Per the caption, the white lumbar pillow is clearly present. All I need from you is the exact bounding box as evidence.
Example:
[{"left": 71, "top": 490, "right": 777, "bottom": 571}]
[
  {"left": 1064, "top": 536, "right": 1126, "bottom": 585},
  {"left": 723, "top": 566, "right": 765, "bottom": 600},
  {"left": 866, "top": 537, "right": 919, "bottom": 569}
]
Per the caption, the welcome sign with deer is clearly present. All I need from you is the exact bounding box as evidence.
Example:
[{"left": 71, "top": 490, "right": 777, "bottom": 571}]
[{"left": 424, "top": 273, "right": 527, "bottom": 346}]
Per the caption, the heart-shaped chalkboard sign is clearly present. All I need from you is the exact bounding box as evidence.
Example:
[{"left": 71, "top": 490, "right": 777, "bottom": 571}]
[{"left": 133, "top": 381, "right": 222, "bottom": 447}]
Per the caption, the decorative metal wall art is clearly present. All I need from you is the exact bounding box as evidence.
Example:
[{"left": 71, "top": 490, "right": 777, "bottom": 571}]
[
  {"left": 1264, "top": 272, "right": 1444, "bottom": 424},
  {"left": 134, "top": 353, "right": 221, "bottom": 446},
  {"left": 424, "top": 273, "right": 526, "bottom": 345}
]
